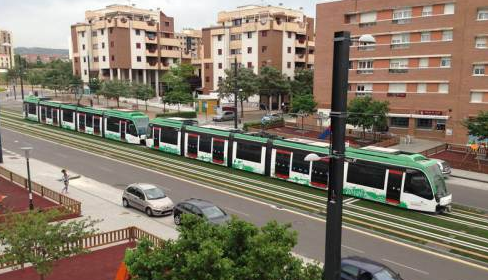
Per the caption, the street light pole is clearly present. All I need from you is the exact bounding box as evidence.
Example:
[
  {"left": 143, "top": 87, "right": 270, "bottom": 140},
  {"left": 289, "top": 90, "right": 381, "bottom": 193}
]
[
  {"left": 17, "top": 55, "right": 25, "bottom": 100},
  {"left": 21, "top": 147, "right": 34, "bottom": 210},
  {"left": 233, "top": 56, "right": 238, "bottom": 129}
]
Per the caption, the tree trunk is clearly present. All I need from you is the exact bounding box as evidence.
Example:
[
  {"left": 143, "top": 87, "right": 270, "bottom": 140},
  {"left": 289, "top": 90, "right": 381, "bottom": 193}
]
[
  {"left": 240, "top": 100, "right": 245, "bottom": 118},
  {"left": 177, "top": 103, "right": 180, "bottom": 113},
  {"left": 145, "top": 100, "right": 148, "bottom": 111},
  {"left": 54, "top": 89, "right": 57, "bottom": 97},
  {"left": 40, "top": 273, "right": 45, "bottom": 280},
  {"left": 116, "top": 97, "right": 120, "bottom": 108},
  {"left": 136, "top": 98, "right": 139, "bottom": 109},
  {"left": 363, "top": 126, "right": 366, "bottom": 140},
  {"left": 97, "top": 94, "right": 100, "bottom": 105}
]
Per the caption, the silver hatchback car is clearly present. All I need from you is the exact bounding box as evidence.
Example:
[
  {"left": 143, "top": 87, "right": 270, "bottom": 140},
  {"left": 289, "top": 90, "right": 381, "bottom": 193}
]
[{"left": 122, "top": 183, "right": 174, "bottom": 216}]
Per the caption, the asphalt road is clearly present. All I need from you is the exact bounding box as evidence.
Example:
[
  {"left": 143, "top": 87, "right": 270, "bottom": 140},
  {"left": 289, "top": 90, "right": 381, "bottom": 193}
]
[{"left": 1, "top": 128, "right": 487, "bottom": 280}]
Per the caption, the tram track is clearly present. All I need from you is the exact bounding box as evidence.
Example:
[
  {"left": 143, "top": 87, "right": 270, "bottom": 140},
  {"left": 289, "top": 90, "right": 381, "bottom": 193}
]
[{"left": 1, "top": 110, "right": 488, "bottom": 263}]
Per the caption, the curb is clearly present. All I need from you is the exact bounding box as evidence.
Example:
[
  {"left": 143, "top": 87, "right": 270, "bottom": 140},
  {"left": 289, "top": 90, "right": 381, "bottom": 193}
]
[{"left": 450, "top": 174, "right": 488, "bottom": 184}]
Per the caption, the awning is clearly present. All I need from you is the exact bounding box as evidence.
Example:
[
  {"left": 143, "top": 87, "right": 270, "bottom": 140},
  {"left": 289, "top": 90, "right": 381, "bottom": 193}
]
[{"left": 386, "top": 113, "right": 449, "bottom": 120}]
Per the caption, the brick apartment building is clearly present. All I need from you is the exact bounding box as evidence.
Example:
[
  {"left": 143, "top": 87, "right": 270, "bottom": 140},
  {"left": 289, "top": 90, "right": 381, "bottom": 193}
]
[
  {"left": 70, "top": 4, "right": 183, "bottom": 97},
  {"left": 314, "top": 0, "right": 488, "bottom": 144},
  {"left": 201, "top": 5, "right": 315, "bottom": 109},
  {"left": 0, "top": 29, "right": 14, "bottom": 72}
]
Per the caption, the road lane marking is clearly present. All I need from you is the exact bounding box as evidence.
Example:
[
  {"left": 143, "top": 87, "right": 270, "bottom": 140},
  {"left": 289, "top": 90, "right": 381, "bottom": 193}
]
[
  {"left": 4, "top": 126, "right": 488, "bottom": 273},
  {"left": 224, "top": 207, "right": 250, "bottom": 217},
  {"left": 381, "top": 258, "right": 430, "bottom": 275},
  {"left": 341, "top": 245, "right": 364, "bottom": 254}
]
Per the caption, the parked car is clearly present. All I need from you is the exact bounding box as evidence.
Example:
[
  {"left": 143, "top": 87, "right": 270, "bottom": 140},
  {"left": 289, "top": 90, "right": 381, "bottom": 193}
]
[
  {"left": 435, "top": 159, "right": 451, "bottom": 177},
  {"left": 122, "top": 183, "right": 174, "bottom": 216},
  {"left": 261, "top": 113, "right": 283, "bottom": 124},
  {"left": 173, "top": 198, "right": 230, "bottom": 225},
  {"left": 213, "top": 111, "right": 235, "bottom": 122},
  {"left": 341, "top": 257, "right": 403, "bottom": 280}
]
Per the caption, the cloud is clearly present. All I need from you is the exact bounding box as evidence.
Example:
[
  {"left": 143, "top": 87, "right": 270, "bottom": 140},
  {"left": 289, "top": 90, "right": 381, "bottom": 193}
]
[{"left": 0, "top": 0, "right": 317, "bottom": 49}]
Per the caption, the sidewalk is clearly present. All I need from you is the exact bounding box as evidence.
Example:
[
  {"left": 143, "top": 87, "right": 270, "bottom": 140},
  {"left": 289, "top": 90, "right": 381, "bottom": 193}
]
[
  {"left": 450, "top": 168, "right": 488, "bottom": 184},
  {"left": 0, "top": 150, "right": 179, "bottom": 240}
]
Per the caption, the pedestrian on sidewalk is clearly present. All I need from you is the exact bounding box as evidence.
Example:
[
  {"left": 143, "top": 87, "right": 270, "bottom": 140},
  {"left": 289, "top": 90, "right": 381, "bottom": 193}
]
[{"left": 61, "top": 169, "right": 69, "bottom": 194}]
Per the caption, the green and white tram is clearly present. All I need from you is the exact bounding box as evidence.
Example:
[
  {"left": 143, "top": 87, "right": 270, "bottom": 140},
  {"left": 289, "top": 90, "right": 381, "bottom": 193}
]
[{"left": 23, "top": 96, "right": 149, "bottom": 144}]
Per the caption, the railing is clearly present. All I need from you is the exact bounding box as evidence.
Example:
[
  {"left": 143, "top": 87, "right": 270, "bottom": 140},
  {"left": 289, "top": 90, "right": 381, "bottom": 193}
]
[
  {"left": 421, "top": 143, "right": 448, "bottom": 156},
  {"left": 0, "top": 227, "right": 164, "bottom": 269},
  {"left": 0, "top": 166, "right": 82, "bottom": 217}
]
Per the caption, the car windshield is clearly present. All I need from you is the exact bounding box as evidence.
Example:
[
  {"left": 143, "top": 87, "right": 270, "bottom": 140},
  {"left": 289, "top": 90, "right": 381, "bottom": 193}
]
[
  {"left": 144, "top": 188, "right": 166, "bottom": 200},
  {"left": 201, "top": 206, "right": 226, "bottom": 219},
  {"left": 374, "top": 269, "right": 401, "bottom": 280},
  {"left": 134, "top": 117, "right": 149, "bottom": 135},
  {"left": 428, "top": 163, "right": 449, "bottom": 198}
]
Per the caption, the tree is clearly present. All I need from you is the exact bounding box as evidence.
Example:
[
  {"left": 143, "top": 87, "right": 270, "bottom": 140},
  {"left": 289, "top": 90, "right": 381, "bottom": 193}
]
[
  {"left": 290, "top": 94, "right": 317, "bottom": 114},
  {"left": 463, "top": 111, "right": 488, "bottom": 141},
  {"left": 162, "top": 64, "right": 195, "bottom": 112},
  {"left": 347, "top": 96, "right": 389, "bottom": 140},
  {"left": 290, "top": 69, "right": 314, "bottom": 97},
  {"left": 257, "top": 66, "right": 290, "bottom": 111},
  {"left": 131, "top": 83, "right": 156, "bottom": 111},
  {"left": 218, "top": 67, "right": 258, "bottom": 117},
  {"left": 98, "top": 80, "right": 131, "bottom": 107},
  {"left": 0, "top": 210, "right": 98, "bottom": 280},
  {"left": 26, "top": 70, "right": 44, "bottom": 92},
  {"left": 88, "top": 77, "right": 103, "bottom": 104},
  {"left": 125, "top": 215, "right": 322, "bottom": 280}
]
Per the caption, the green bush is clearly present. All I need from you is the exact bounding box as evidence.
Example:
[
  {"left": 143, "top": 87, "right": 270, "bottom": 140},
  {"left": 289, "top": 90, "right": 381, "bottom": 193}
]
[
  {"left": 155, "top": 111, "right": 197, "bottom": 119},
  {"left": 243, "top": 118, "right": 284, "bottom": 131},
  {"left": 243, "top": 120, "right": 262, "bottom": 131},
  {"left": 0, "top": 87, "right": 6, "bottom": 92}
]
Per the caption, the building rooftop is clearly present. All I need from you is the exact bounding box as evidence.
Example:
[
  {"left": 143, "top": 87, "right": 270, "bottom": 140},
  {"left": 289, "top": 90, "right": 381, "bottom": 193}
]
[{"left": 217, "top": 4, "right": 306, "bottom": 23}]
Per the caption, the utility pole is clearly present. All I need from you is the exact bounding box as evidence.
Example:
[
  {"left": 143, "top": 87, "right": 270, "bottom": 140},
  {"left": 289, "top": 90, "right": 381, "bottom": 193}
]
[
  {"left": 233, "top": 56, "right": 238, "bottom": 129},
  {"left": 17, "top": 55, "right": 25, "bottom": 100},
  {"left": 323, "top": 31, "right": 350, "bottom": 280}
]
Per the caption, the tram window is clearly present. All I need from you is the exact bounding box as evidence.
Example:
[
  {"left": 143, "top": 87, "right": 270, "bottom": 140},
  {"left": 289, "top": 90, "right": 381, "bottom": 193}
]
[
  {"left": 63, "top": 110, "right": 74, "bottom": 122},
  {"left": 161, "top": 126, "right": 178, "bottom": 145},
  {"left": 128, "top": 123, "right": 138, "bottom": 136},
  {"left": 28, "top": 104, "right": 37, "bottom": 115},
  {"left": 199, "top": 134, "right": 212, "bottom": 153},
  {"left": 236, "top": 142, "right": 262, "bottom": 163},
  {"left": 106, "top": 117, "right": 120, "bottom": 132},
  {"left": 147, "top": 125, "right": 153, "bottom": 138},
  {"left": 47, "top": 107, "right": 52, "bottom": 118},
  {"left": 347, "top": 160, "right": 386, "bottom": 189},
  {"left": 404, "top": 170, "right": 433, "bottom": 200},
  {"left": 292, "top": 151, "right": 310, "bottom": 174},
  {"left": 86, "top": 114, "right": 93, "bottom": 128}
]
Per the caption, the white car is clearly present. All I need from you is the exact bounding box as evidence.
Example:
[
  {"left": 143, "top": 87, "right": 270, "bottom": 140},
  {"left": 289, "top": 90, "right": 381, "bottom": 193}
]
[{"left": 122, "top": 183, "right": 174, "bottom": 216}]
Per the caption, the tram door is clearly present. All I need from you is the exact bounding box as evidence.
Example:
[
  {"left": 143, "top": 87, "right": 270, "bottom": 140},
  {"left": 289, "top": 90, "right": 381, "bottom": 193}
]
[
  {"left": 274, "top": 150, "right": 291, "bottom": 179},
  {"left": 40, "top": 107, "right": 46, "bottom": 123},
  {"left": 187, "top": 134, "right": 198, "bottom": 157},
  {"left": 79, "top": 113, "right": 86, "bottom": 132},
  {"left": 120, "top": 120, "right": 127, "bottom": 140},
  {"left": 53, "top": 109, "right": 59, "bottom": 125},
  {"left": 311, "top": 158, "right": 329, "bottom": 188},
  {"left": 153, "top": 127, "right": 161, "bottom": 148},
  {"left": 93, "top": 116, "right": 101, "bottom": 135},
  {"left": 212, "top": 138, "right": 225, "bottom": 164},
  {"left": 386, "top": 170, "right": 403, "bottom": 204}
]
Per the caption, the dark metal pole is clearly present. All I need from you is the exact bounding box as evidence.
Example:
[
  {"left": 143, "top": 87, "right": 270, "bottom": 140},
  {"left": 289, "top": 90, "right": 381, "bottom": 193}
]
[
  {"left": 234, "top": 56, "right": 238, "bottom": 129},
  {"left": 323, "top": 31, "right": 350, "bottom": 280},
  {"left": 26, "top": 156, "right": 34, "bottom": 210},
  {"left": 18, "top": 56, "right": 25, "bottom": 100}
]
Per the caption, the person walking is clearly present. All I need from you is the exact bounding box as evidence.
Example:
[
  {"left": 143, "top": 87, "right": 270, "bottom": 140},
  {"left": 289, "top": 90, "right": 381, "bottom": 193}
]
[{"left": 61, "top": 169, "right": 69, "bottom": 194}]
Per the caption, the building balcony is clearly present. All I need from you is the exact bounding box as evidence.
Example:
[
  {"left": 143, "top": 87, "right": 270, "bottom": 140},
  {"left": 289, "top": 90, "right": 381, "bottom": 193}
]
[
  {"left": 160, "top": 49, "right": 180, "bottom": 58},
  {"left": 308, "top": 54, "right": 314, "bottom": 64},
  {"left": 285, "top": 22, "right": 306, "bottom": 34},
  {"left": 145, "top": 35, "right": 158, "bottom": 44},
  {"left": 387, "top": 92, "right": 407, "bottom": 98},
  {"left": 146, "top": 62, "right": 159, "bottom": 69},
  {"left": 308, "top": 41, "right": 315, "bottom": 48},
  {"left": 295, "top": 54, "right": 306, "bottom": 62},
  {"left": 133, "top": 21, "right": 157, "bottom": 32},
  {"left": 161, "top": 38, "right": 180, "bottom": 47},
  {"left": 389, "top": 68, "right": 408, "bottom": 74},
  {"left": 145, "top": 49, "right": 158, "bottom": 56},
  {"left": 295, "top": 39, "right": 307, "bottom": 48}
]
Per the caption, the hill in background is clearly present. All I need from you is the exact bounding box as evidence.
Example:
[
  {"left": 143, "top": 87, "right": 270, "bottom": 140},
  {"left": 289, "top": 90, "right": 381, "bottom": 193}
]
[{"left": 14, "top": 47, "right": 69, "bottom": 56}]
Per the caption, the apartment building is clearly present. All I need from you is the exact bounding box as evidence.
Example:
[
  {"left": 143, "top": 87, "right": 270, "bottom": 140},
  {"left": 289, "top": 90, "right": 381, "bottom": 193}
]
[
  {"left": 0, "top": 29, "right": 14, "bottom": 72},
  {"left": 201, "top": 5, "right": 315, "bottom": 109},
  {"left": 314, "top": 0, "right": 488, "bottom": 144},
  {"left": 70, "top": 4, "right": 182, "bottom": 96},
  {"left": 176, "top": 29, "right": 202, "bottom": 62}
]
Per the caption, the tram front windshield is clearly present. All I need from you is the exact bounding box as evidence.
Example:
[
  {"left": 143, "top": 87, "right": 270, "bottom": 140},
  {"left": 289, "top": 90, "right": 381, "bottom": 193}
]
[
  {"left": 134, "top": 118, "right": 149, "bottom": 136},
  {"left": 428, "top": 164, "right": 448, "bottom": 198}
]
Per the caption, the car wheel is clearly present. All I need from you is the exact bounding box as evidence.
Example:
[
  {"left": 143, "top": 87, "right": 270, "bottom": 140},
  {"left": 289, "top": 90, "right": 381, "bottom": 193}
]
[
  {"left": 122, "top": 198, "right": 129, "bottom": 208},
  {"left": 145, "top": 207, "right": 153, "bottom": 217},
  {"left": 174, "top": 214, "right": 181, "bottom": 225}
]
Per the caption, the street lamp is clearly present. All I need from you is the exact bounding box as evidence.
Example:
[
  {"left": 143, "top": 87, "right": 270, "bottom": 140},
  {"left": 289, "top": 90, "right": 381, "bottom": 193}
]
[
  {"left": 21, "top": 147, "right": 34, "bottom": 210},
  {"left": 306, "top": 32, "right": 375, "bottom": 280}
]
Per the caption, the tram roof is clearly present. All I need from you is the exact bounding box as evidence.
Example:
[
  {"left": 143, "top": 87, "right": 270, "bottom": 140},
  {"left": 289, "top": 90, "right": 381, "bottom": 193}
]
[
  {"left": 76, "top": 106, "right": 105, "bottom": 114},
  {"left": 104, "top": 109, "right": 148, "bottom": 119},
  {"left": 149, "top": 117, "right": 184, "bottom": 128},
  {"left": 24, "top": 95, "right": 48, "bottom": 103},
  {"left": 186, "top": 125, "right": 231, "bottom": 137}
]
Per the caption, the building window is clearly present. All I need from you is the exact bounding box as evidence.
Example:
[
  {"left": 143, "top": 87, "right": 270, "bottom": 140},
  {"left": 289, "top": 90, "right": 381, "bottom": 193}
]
[
  {"left": 356, "top": 83, "right": 372, "bottom": 97},
  {"left": 109, "top": 28, "right": 113, "bottom": 34},
  {"left": 438, "top": 83, "right": 449, "bottom": 93},
  {"left": 92, "top": 43, "right": 98, "bottom": 50},
  {"left": 444, "top": 3, "right": 455, "bottom": 15},
  {"left": 218, "top": 76, "right": 223, "bottom": 82},
  {"left": 102, "top": 56, "right": 106, "bottom": 62},
  {"left": 261, "top": 46, "right": 267, "bottom": 53},
  {"left": 442, "top": 30, "right": 453, "bottom": 41},
  {"left": 389, "top": 59, "right": 408, "bottom": 73},
  {"left": 247, "top": 47, "right": 252, "bottom": 54},
  {"left": 390, "top": 117, "right": 409, "bottom": 128},
  {"left": 247, "top": 32, "right": 252, "bottom": 39},
  {"left": 475, "top": 37, "right": 487, "bottom": 49},
  {"left": 436, "top": 119, "right": 446, "bottom": 130},
  {"left": 93, "top": 56, "right": 99, "bottom": 62},
  {"left": 359, "top": 12, "right": 376, "bottom": 27},
  {"left": 287, "top": 62, "right": 291, "bottom": 69},
  {"left": 230, "top": 34, "right": 241, "bottom": 41},
  {"left": 393, "top": 8, "right": 412, "bottom": 24},
  {"left": 205, "top": 63, "right": 209, "bottom": 69},
  {"left": 101, "top": 29, "right": 104, "bottom": 35},
  {"left": 205, "top": 76, "right": 210, "bottom": 83},
  {"left": 388, "top": 83, "right": 407, "bottom": 94},
  {"left": 83, "top": 57, "right": 86, "bottom": 63},
  {"left": 218, "top": 63, "right": 222, "bottom": 69},
  {"left": 473, "top": 65, "right": 486, "bottom": 76},
  {"left": 84, "top": 69, "right": 87, "bottom": 75},
  {"left": 420, "top": 32, "right": 431, "bottom": 42},
  {"left": 230, "top": 49, "right": 241, "bottom": 55},
  {"left": 261, "top": 31, "right": 267, "bottom": 37},
  {"left": 391, "top": 33, "right": 410, "bottom": 48},
  {"left": 419, "top": 58, "right": 429, "bottom": 68},
  {"left": 110, "top": 41, "right": 115, "bottom": 47},
  {"left": 417, "top": 83, "right": 427, "bottom": 93},
  {"left": 218, "top": 35, "right": 222, "bottom": 41},
  {"left": 111, "top": 55, "right": 115, "bottom": 61},
  {"left": 165, "top": 21, "right": 170, "bottom": 27},
  {"left": 478, "top": 9, "right": 488, "bottom": 20},
  {"left": 288, "top": 32, "right": 292, "bottom": 39},
  {"left": 247, "top": 62, "right": 253, "bottom": 68},
  {"left": 357, "top": 60, "right": 373, "bottom": 74},
  {"left": 135, "top": 29, "right": 140, "bottom": 35},
  {"left": 470, "top": 92, "right": 484, "bottom": 103},
  {"left": 74, "top": 57, "right": 78, "bottom": 63},
  {"left": 440, "top": 57, "right": 451, "bottom": 68},
  {"left": 136, "top": 43, "right": 141, "bottom": 49},
  {"left": 102, "top": 42, "right": 105, "bottom": 49},
  {"left": 218, "top": 49, "right": 222, "bottom": 55},
  {"left": 92, "top": 31, "right": 97, "bottom": 37},
  {"left": 136, "top": 56, "right": 141, "bottom": 62},
  {"left": 287, "top": 47, "right": 292, "bottom": 54},
  {"left": 422, "top": 6, "right": 433, "bottom": 16},
  {"left": 82, "top": 44, "right": 85, "bottom": 50},
  {"left": 416, "top": 119, "right": 433, "bottom": 129},
  {"left": 81, "top": 31, "right": 85, "bottom": 37}
]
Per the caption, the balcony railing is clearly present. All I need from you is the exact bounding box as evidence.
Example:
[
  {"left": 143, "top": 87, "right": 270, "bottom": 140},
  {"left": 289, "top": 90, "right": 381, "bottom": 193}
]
[
  {"left": 389, "top": 68, "right": 409, "bottom": 74},
  {"left": 387, "top": 92, "right": 407, "bottom": 97},
  {"left": 390, "top": 43, "right": 410, "bottom": 49},
  {"left": 359, "top": 22, "right": 376, "bottom": 28},
  {"left": 392, "top": 18, "right": 412, "bottom": 24},
  {"left": 356, "top": 69, "right": 373, "bottom": 74}
]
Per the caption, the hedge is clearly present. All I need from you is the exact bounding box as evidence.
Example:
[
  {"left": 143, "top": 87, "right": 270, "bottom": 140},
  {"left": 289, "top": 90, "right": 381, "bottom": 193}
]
[
  {"left": 243, "top": 118, "right": 284, "bottom": 131},
  {"left": 155, "top": 111, "right": 197, "bottom": 118}
]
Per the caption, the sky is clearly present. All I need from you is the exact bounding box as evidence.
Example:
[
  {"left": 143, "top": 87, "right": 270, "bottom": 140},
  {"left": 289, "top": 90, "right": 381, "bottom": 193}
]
[{"left": 0, "top": 0, "right": 323, "bottom": 49}]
